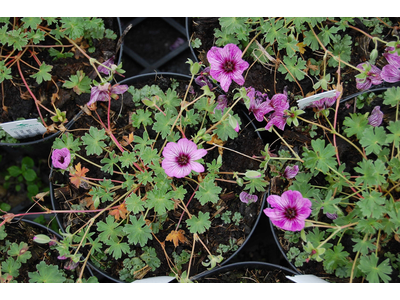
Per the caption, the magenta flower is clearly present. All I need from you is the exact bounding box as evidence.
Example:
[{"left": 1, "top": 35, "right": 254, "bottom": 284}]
[
  {"left": 307, "top": 91, "right": 340, "bottom": 111},
  {"left": 355, "top": 62, "right": 383, "bottom": 90},
  {"left": 64, "top": 259, "right": 79, "bottom": 271},
  {"left": 162, "top": 138, "right": 207, "bottom": 178},
  {"left": 52, "top": 148, "right": 71, "bottom": 170},
  {"left": 57, "top": 255, "right": 67, "bottom": 260},
  {"left": 383, "top": 46, "right": 400, "bottom": 68},
  {"left": 207, "top": 44, "right": 249, "bottom": 92},
  {"left": 283, "top": 165, "right": 299, "bottom": 179},
  {"left": 265, "top": 113, "right": 287, "bottom": 131},
  {"left": 264, "top": 93, "right": 290, "bottom": 131},
  {"left": 214, "top": 95, "right": 228, "bottom": 113},
  {"left": 326, "top": 212, "right": 338, "bottom": 220},
  {"left": 263, "top": 190, "right": 312, "bottom": 231},
  {"left": 368, "top": 106, "right": 383, "bottom": 127},
  {"left": 98, "top": 56, "right": 115, "bottom": 75},
  {"left": 381, "top": 64, "right": 400, "bottom": 83},
  {"left": 246, "top": 87, "right": 273, "bottom": 122},
  {"left": 195, "top": 67, "right": 214, "bottom": 90},
  {"left": 239, "top": 191, "right": 258, "bottom": 204},
  {"left": 88, "top": 83, "right": 129, "bottom": 106}
]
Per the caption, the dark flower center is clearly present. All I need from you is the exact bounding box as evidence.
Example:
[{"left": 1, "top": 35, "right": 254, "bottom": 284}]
[
  {"left": 176, "top": 153, "right": 190, "bottom": 167},
  {"left": 284, "top": 207, "right": 297, "bottom": 220},
  {"left": 58, "top": 156, "right": 65, "bottom": 164},
  {"left": 223, "top": 60, "right": 234, "bottom": 72}
]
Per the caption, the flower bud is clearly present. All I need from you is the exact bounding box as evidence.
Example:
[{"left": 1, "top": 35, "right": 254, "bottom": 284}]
[
  {"left": 33, "top": 234, "right": 52, "bottom": 244},
  {"left": 245, "top": 170, "right": 262, "bottom": 179}
]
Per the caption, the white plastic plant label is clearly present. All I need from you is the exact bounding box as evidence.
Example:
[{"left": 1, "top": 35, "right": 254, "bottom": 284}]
[
  {"left": 286, "top": 274, "right": 329, "bottom": 283},
  {"left": 297, "top": 90, "right": 337, "bottom": 109},
  {"left": 0, "top": 119, "right": 47, "bottom": 139}
]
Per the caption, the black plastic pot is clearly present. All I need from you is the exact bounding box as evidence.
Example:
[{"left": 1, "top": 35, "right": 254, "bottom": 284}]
[
  {"left": 50, "top": 72, "right": 267, "bottom": 282},
  {"left": 190, "top": 261, "right": 300, "bottom": 282},
  {"left": 0, "top": 18, "right": 123, "bottom": 147},
  {"left": 1, "top": 217, "right": 95, "bottom": 282}
]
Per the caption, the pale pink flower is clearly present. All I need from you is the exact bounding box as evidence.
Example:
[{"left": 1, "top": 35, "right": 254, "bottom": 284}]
[
  {"left": 52, "top": 148, "right": 71, "bottom": 170},
  {"left": 246, "top": 87, "right": 273, "bottom": 122},
  {"left": 207, "top": 44, "right": 249, "bottom": 92},
  {"left": 283, "top": 165, "right": 299, "bottom": 179},
  {"left": 88, "top": 83, "right": 129, "bottom": 106},
  {"left": 355, "top": 62, "right": 383, "bottom": 90},
  {"left": 264, "top": 190, "right": 312, "bottom": 231},
  {"left": 368, "top": 106, "right": 383, "bottom": 127},
  {"left": 162, "top": 138, "right": 207, "bottom": 178},
  {"left": 239, "top": 191, "right": 258, "bottom": 204},
  {"left": 381, "top": 64, "right": 400, "bottom": 83}
]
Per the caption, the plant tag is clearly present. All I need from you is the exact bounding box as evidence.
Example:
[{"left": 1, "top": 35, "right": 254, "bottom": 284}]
[
  {"left": 297, "top": 90, "right": 337, "bottom": 109},
  {"left": 0, "top": 119, "right": 47, "bottom": 139},
  {"left": 286, "top": 274, "right": 329, "bottom": 283}
]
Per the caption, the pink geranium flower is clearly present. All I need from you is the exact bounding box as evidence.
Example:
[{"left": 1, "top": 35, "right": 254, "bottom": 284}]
[
  {"left": 239, "top": 191, "right": 258, "bottom": 204},
  {"left": 264, "top": 93, "right": 290, "bottom": 131},
  {"left": 383, "top": 46, "right": 400, "bottom": 68},
  {"left": 263, "top": 190, "right": 312, "bottom": 231},
  {"left": 368, "top": 106, "right": 383, "bottom": 127},
  {"left": 162, "top": 138, "right": 207, "bottom": 178},
  {"left": 381, "top": 64, "right": 400, "bottom": 83},
  {"left": 307, "top": 91, "right": 340, "bottom": 111},
  {"left": 283, "top": 165, "right": 299, "bottom": 179},
  {"left": 52, "top": 148, "right": 71, "bottom": 170},
  {"left": 207, "top": 43, "right": 249, "bottom": 92},
  {"left": 88, "top": 83, "right": 129, "bottom": 106},
  {"left": 98, "top": 56, "right": 115, "bottom": 75},
  {"left": 355, "top": 62, "right": 383, "bottom": 90},
  {"left": 214, "top": 95, "right": 228, "bottom": 113},
  {"left": 246, "top": 87, "right": 273, "bottom": 122}
]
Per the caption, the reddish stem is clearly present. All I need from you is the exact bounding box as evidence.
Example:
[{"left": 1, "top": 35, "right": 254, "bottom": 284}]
[
  {"left": 175, "top": 185, "right": 199, "bottom": 231},
  {"left": 16, "top": 59, "right": 47, "bottom": 127}
]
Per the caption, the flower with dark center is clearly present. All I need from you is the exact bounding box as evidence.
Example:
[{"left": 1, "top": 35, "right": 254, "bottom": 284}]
[
  {"left": 162, "top": 138, "right": 207, "bottom": 178},
  {"left": 263, "top": 190, "right": 312, "bottom": 231},
  {"left": 51, "top": 148, "right": 71, "bottom": 170},
  {"left": 207, "top": 43, "right": 249, "bottom": 92}
]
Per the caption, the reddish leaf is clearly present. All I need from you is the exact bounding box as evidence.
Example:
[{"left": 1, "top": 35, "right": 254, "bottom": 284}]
[
  {"left": 69, "top": 162, "right": 89, "bottom": 188},
  {"left": 109, "top": 203, "right": 128, "bottom": 220},
  {"left": 165, "top": 229, "right": 186, "bottom": 247}
]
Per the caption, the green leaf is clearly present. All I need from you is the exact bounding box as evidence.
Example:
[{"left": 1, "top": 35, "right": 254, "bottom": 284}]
[
  {"left": 141, "top": 246, "right": 161, "bottom": 271},
  {"left": 359, "top": 126, "right": 388, "bottom": 155},
  {"left": 317, "top": 24, "right": 340, "bottom": 45},
  {"left": 356, "top": 190, "right": 387, "bottom": 219},
  {"left": 260, "top": 19, "right": 288, "bottom": 45},
  {"left": 358, "top": 255, "right": 392, "bottom": 283},
  {"left": 63, "top": 70, "right": 92, "bottom": 95},
  {"left": 278, "top": 55, "right": 306, "bottom": 82},
  {"left": 145, "top": 189, "right": 174, "bottom": 215},
  {"left": 386, "top": 120, "right": 400, "bottom": 148},
  {"left": 323, "top": 244, "right": 349, "bottom": 274},
  {"left": 81, "top": 127, "right": 108, "bottom": 156},
  {"left": 354, "top": 158, "right": 388, "bottom": 187},
  {"left": 383, "top": 86, "right": 400, "bottom": 107},
  {"left": 195, "top": 176, "right": 222, "bottom": 205},
  {"left": 105, "top": 239, "right": 130, "bottom": 260},
  {"left": 28, "top": 261, "right": 66, "bottom": 283},
  {"left": 302, "top": 138, "right": 337, "bottom": 175},
  {"left": 328, "top": 34, "right": 352, "bottom": 68},
  {"left": 30, "top": 62, "right": 52, "bottom": 84},
  {"left": 1, "top": 257, "right": 21, "bottom": 278},
  {"left": 277, "top": 34, "right": 299, "bottom": 57},
  {"left": 96, "top": 215, "right": 125, "bottom": 242},
  {"left": 352, "top": 237, "right": 376, "bottom": 255},
  {"left": 0, "top": 60, "right": 12, "bottom": 83},
  {"left": 100, "top": 150, "right": 119, "bottom": 175},
  {"left": 7, "top": 242, "right": 32, "bottom": 263},
  {"left": 343, "top": 113, "right": 369, "bottom": 139},
  {"left": 131, "top": 109, "right": 153, "bottom": 128},
  {"left": 125, "top": 193, "right": 145, "bottom": 214},
  {"left": 186, "top": 211, "right": 211, "bottom": 234},
  {"left": 139, "top": 146, "right": 160, "bottom": 166},
  {"left": 152, "top": 109, "right": 174, "bottom": 139},
  {"left": 219, "top": 17, "right": 250, "bottom": 35},
  {"left": 123, "top": 215, "right": 153, "bottom": 247},
  {"left": 21, "top": 17, "right": 42, "bottom": 30},
  {"left": 60, "top": 17, "right": 85, "bottom": 40},
  {"left": 53, "top": 132, "right": 82, "bottom": 152}
]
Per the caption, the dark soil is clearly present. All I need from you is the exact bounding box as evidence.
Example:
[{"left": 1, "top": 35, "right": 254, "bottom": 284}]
[
  {"left": 0, "top": 219, "right": 93, "bottom": 282},
  {"left": 194, "top": 263, "right": 295, "bottom": 283},
  {"left": 0, "top": 18, "right": 121, "bottom": 144},
  {"left": 50, "top": 73, "right": 266, "bottom": 281}
]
